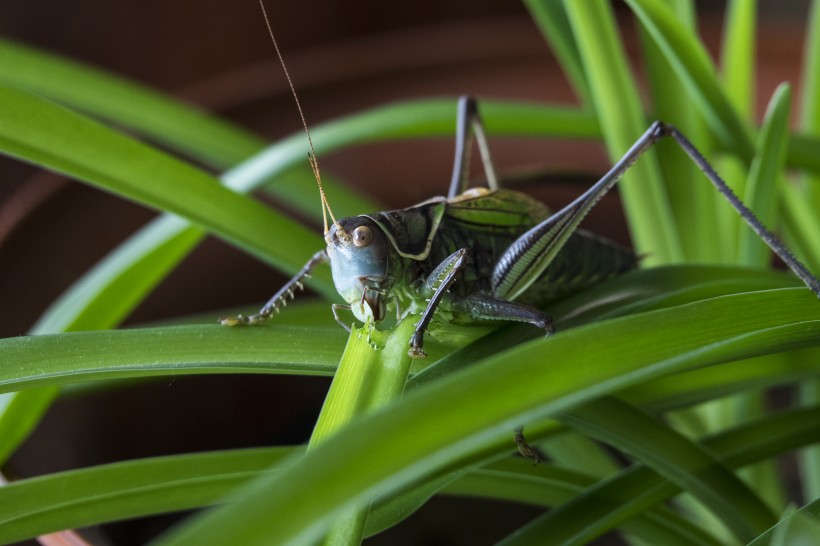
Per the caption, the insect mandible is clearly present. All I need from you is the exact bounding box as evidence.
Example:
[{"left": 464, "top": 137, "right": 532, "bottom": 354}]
[{"left": 220, "top": 96, "right": 820, "bottom": 358}]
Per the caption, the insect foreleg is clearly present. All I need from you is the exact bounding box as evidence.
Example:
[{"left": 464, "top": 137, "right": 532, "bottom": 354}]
[
  {"left": 219, "top": 249, "right": 329, "bottom": 326},
  {"left": 331, "top": 304, "right": 353, "bottom": 332},
  {"left": 409, "top": 248, "right": 471, "bottom": 358},
  {"left": 448, "top": 96, "right": 499, "bottom": 198}
]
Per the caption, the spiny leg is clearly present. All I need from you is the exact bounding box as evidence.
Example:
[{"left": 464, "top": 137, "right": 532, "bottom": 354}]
[
  {"left": 491, "top": 121, "right": 820, "bottom": 303},
  {"left": 219, "top": 249, "right": 329, "bottom": 325},
  {"left": 451, "top": 292, "right": 554, "bottom": 334},
  {"left": 447, "top": 96, "right": 500, "bottom": 198},
  {"left": 661, "top": 124, "right": 820, "bottom": 297},
  {"left": 409, "top": 248, "right": 471, "bottom": 358}
]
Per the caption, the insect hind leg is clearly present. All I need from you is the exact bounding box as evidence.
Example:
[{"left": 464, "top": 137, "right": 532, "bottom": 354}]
[
  {"left": 490, "top": 121, "right": 820, "bottom": 304},
  {"left": 451, "top": 292, "right": 554, "bottom": 334},
  {"left": 658, "top": 123, "right": 820, "bottom": 298}
]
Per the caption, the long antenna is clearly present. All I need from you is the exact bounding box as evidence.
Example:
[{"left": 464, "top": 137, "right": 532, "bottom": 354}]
[{"left": 258, "top": 0, "right": 347, "bottom": 240}]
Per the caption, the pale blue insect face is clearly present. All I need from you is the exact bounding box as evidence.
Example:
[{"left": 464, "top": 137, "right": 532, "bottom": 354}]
[{"left": 326, "top": 217, "right": 390, "bottom": 322}]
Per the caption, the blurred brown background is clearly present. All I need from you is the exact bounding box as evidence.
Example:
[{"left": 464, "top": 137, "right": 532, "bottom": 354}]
[{"left": 0, "top": 1, "right": 811, "bottom": 544}]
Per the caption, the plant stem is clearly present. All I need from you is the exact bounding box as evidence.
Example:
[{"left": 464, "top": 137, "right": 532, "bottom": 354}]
[{"left": 308, "top": 318, "right": 415, "bottom": 545}]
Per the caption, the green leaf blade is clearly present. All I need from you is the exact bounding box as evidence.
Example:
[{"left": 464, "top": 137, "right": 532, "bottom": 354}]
[
  {"left": 0, "top": 38, "right": 264, "bottom": 169},
  {"left": 626, "top": 0, "right": 754, "bottom": 159},
  {"left": 564, "top": 0, "right": 684, "bottom": 265},
  {"left": 738, "top": 84, "right": 792, "bottom": 267},
  {"left": 148, "top": 289, "right": 820, "bottom": 546}
]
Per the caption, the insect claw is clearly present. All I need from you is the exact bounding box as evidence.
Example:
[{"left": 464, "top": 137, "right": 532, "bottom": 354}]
[
  {"left": 219, "top": 315, "right": 244, "bottom": 326},
  {"left": 408, "top": 332, "right": 428, "bottom": 359},
  {"left": 408, "top": 346, "right": 427, "bottom": 358}
]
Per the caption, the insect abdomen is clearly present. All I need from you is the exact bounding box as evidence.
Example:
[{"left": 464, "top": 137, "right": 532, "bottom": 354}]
[{"left": 517, "top": 229, "right": 637, "bottom": 306}]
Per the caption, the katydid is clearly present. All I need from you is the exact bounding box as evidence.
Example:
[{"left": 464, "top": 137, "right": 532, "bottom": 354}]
[{"left": 221, "top": 94, "right": 820, "bottom": 358}]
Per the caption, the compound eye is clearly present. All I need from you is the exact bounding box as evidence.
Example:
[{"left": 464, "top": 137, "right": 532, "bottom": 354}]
[{"left": 352, "top": 225, "right": 373, "bottom": 247}]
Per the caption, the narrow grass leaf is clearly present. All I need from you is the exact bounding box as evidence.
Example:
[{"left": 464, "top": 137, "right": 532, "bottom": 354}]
[
  {"left": 621, "top": 349, "right": 820, "bottom": 413},
  {"left": 523, "top": 0, "right": 591, "bottom": 107},
  {"left": 0, "top": 84, "right": 328, "bottom": 289},
  {"left": 559, "top": 397, "right": 776, "bottom": 542},
  {"left": 0, "top": 325, "right": 345, "bottom": 393},
  {"left": 638, "top": 0, "right": 716, "bottom": 262},
  {"left": 747, "top": 498, "right": 820, "bottom": 546},
  {"left": 738, "top": 84, "right": 792, "bottom": 267},
  {"left": 447, "top": 460, "right": 723, "bottom": 546},
  {"left": 719, "top": 0, "right": 756, "bottom": 122},
  {"left": 409, "top": 266, "right": 803, "bottom": 390},
  {"left": 498, "top": 404, "right": 820, "bottom": 546},
  {"left": 0, "top": 448, "right": 297, "bottom": 545},
  {"left": 0, "top": 38, "right": 264, "bottom": 169},
  {"left": 310, "top": 320, "right": 415, "bottom": 546},
  {"left": 785, "top": 0, "right": 820, "bottom": 294},
  {"left": 625, "top": 0, "right": 754, "bottom": 159},
  {"left": 564, "top": 0, "right": 683, "bottom": 265},
  {"left": 148, "top": 290, "right": 820, "bottom": 546},
  {"left": 5, "top": 404, "right": 817, "bottom": 546},
  {"left": 799, "top": 0, "right": 820, "bottom": 205},
  {"left": 0, "top": 390, "right": 58, "bottom": 465}
]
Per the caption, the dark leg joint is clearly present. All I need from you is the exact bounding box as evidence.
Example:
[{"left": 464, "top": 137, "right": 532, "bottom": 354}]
[
  {"left": 409, "top": 331, "right": 427, "bottom": 359},
  {"left": 460, "top": 95, "right": 478, "bottom": 116},
  {"left": 648, "top": 120, "right": 671, "bottom": 139},
  {"left": 542, "top": 318, "right": 555, "bottom": 336},
  {"left": 514, "top": 427, "right": 545, "bottom": 465}
]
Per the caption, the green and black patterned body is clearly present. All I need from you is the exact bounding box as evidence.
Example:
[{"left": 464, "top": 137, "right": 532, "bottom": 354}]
[
  {"left": 342, "top": 187, "right": 636, "bottom": 328},
  {"left": 429, "top": 189, "right": 636, "bottom": 308}
]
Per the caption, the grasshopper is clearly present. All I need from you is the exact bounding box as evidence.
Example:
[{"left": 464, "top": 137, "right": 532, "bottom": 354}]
[
  {"left": 222, "top": 2, "right": 820, "bottom": 359},
  {"left": 222, "top": 93, "right": 820, "bottom": 358}
]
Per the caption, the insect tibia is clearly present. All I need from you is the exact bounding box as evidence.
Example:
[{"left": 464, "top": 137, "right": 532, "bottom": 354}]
[
  {"left": 661, "top": 125, "right": 820, "bottom": 299},
  {"left": 410, "top": 248, "right": 472, "bottom": 358},
  {"left": 449, "top": 96, "right": 500, "bottom": 197}
]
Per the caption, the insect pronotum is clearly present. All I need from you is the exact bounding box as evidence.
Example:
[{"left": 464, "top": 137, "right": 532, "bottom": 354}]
[{"left": 222, "top": 3, "right": 820, "bottom": 363}]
